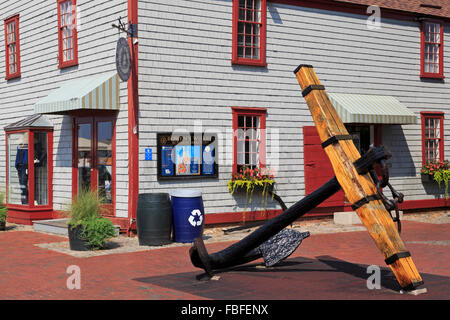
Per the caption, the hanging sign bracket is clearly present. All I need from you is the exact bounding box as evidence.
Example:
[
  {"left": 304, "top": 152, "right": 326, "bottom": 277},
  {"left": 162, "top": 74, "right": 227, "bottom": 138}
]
[{"left": 112, "top": 16, "right": 137, "bottom": 38}]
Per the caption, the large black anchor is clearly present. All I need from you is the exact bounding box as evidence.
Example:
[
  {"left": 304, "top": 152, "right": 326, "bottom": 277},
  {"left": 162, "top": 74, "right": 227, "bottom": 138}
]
[
  {"left": 190, "top": 177, "right": 341, "bottom": 277},
  {"left": 189, "top": 145, "right": 404, "bottom": 278}
]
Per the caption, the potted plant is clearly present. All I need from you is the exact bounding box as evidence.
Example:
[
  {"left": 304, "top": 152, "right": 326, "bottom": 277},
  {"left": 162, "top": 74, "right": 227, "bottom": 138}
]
[
  {"left": 227, "top": 166, "right": 276, "bottom": 223},
  {"left": 421, "top": 160, "right": 450, "bottom": 199},
  {"left": 0, "top": 192, "right": 7, "bottom": 231},
  {"left": 66, "top": 190, "right": 116, "bottom": 251}
]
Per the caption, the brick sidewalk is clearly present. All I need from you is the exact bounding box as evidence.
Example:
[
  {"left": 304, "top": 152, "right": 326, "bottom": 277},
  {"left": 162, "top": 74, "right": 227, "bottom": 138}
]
[{"left": 0, "top": 219, "right": 448, "bottom": 300}]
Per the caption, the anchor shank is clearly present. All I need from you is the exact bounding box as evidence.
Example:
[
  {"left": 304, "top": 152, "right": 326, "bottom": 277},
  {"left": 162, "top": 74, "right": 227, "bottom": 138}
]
[{"left": 205, "top": 177, "right": 341, "bottom": 269}]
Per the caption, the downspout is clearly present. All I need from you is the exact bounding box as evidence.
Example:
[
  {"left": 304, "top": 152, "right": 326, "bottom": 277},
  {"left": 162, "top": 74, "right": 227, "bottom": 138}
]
[{"left": 127, "top": 0, "right": 139, "bottom": 236}]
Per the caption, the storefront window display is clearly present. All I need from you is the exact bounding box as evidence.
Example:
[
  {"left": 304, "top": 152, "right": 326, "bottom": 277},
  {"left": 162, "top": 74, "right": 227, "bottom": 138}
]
[{"left": 4, "top": 115, "right": 53, "bottom": 224}]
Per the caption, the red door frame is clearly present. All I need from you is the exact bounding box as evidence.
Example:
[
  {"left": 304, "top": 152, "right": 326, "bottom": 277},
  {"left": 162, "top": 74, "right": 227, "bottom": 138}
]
[{"left": 72, "top": 114, "right": 116, "bottom": 217}]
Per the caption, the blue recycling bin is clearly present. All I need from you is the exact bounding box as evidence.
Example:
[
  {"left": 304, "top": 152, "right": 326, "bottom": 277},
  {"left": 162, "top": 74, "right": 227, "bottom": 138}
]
[{"left": 171, "top": 189, "right": 205, "bottom": 243}]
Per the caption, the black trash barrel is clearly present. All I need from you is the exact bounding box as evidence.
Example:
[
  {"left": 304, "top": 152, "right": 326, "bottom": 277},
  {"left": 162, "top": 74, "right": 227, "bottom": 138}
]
[{"left": 136, "top": 193, "right": 173, "bottom": 246}]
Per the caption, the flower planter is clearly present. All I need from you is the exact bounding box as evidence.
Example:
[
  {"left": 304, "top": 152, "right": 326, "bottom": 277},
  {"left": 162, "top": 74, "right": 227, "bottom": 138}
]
[
  {"left": 68, "top": 225, "right": 91, "bottom": 251},
  {"left": 421, "top": 174, "right": 434, "bottom": 182},
  {"left": 230, "top": 182, "right": 274, "bottom": 195},
  {"left": 0, "top": 221, "right": 5, "bottom": 231}
]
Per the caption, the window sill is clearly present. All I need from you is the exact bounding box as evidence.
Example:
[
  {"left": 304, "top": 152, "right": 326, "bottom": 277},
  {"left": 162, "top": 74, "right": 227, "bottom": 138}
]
[
  {"left": 420, "top": 72, "right": 445, "bottom": 79},
  {"left": 5, "top": 73, "right": 21, "bottom": 81},
  {"left": 232, "top": 58, "right": 267, "bottom": 68},
  {"left": 58, "top": 60, "right": 79, "bottom": 69}
]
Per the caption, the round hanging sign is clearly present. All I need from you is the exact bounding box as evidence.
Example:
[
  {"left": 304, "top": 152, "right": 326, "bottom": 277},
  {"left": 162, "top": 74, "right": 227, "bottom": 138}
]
[{"left": 116, "top": 37, "right": 131, "bottom": 81}]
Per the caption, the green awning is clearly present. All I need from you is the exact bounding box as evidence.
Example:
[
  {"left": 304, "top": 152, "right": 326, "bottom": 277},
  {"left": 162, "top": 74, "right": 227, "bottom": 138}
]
[
  {"left": 327, "top": 93, "right": 417, "bottom": 124},
  {"left": 34, "top": 72, "right": 120, "bottom": 114}
]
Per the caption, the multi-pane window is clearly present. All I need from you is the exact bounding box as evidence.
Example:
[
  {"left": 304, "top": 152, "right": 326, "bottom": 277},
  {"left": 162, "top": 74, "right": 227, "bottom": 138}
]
[
  {"left": 57, "top": 0, "right": 78, "bottom": 68},
  {"left": 4, "top": 15, "right": 20, "bottom": 79},
  {"left": 421, "top": 21, "right": 444, "bottom": 78},
  {"left": 232, "top": 107, "right": 266, "bottom": 173},
  {"left": 421, "top": 112, "right": 444, "bottom": 165},
  {"left": 232, "top": 0, "right": 266, "bottom": 66}
]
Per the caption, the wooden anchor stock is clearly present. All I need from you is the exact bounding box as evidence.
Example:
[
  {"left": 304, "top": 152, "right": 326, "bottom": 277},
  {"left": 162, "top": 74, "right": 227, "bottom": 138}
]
[{"left": 294, "top": 64, "right": 424, "bottom": 291}]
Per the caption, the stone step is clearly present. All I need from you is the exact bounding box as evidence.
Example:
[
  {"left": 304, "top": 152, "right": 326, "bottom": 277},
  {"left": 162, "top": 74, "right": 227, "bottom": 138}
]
[
  {"left": 33, "top": 218, "right": 69, "bottom": 235},
  {"left": 33, "top": 218, "right": 120, "bottom": 236}
]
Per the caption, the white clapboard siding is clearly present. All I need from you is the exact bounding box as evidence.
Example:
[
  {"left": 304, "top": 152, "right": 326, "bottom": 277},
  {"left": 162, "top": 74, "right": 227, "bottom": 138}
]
[
  {"left": 137, "top": 0, "right": 450, "bottom": 216},
  {"left": 1, "top": 0, "right": 450, "bottom": 220},
  {"left": 0, "top": 0, "right": 129, "bottom": 217}
]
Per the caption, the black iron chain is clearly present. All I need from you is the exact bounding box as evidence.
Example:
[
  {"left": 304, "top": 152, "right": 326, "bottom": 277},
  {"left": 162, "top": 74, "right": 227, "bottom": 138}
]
[{"left": 366, "top": 152, "right": 404, "bottom": 233}]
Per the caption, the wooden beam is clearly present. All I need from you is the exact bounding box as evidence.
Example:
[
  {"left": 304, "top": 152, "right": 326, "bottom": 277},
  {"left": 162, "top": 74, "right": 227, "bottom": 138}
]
[{"left": 294, "top": 65, "right": 423, "bottom": 290}]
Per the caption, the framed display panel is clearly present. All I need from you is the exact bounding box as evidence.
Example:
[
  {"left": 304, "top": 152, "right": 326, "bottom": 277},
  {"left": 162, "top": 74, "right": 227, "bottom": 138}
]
[{"left": 157, "top": 132, "right": 218, "bottom": 181}]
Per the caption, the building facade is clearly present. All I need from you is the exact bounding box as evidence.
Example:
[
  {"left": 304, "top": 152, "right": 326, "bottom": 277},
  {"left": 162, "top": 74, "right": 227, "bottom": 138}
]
[{"left": 1, "top": 0, "right": 449, "bottom": 231}]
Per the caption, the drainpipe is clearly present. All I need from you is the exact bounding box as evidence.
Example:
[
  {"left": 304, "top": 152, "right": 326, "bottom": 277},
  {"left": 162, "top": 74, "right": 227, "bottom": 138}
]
[{"left": 127, "top": 0, "right": 139, "bottom": 236}]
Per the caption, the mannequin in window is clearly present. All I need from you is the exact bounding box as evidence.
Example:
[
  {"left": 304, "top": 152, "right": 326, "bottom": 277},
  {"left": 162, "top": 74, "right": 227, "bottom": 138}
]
[
  {"left": 98, "top": 153, "right": 112, "bottom": 203},
  {"left": 33, "top": 139, "right": 48, "bottom": 205},
  {"left": 33, "top": 141, "right": 47, "bottom": 167},
  {"left": 15, "top": 135, "right": 29, "bottom": 205}
]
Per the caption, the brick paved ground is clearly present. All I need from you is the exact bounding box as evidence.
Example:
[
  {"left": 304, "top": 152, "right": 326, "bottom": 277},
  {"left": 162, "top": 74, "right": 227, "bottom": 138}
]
[{"left": 0, "top": 219, "right": 448, "bottom": 301}]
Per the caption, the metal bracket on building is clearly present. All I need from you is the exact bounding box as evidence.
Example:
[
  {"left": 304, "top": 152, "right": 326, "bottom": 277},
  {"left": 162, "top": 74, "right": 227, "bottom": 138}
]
[
  {"left": 353, "top": 146, "right": 404, "bottom": 233},
  {"left": 112, "top": 16, "right": 137, "bottom": 38}
]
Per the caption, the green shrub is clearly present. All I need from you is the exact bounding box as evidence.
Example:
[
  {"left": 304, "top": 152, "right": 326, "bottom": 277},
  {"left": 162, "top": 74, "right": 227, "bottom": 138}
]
[
  {"left": 0, "top": 193, "right": 7, "bottom": 224},
  {"left": 76, "top": 216, "right": 116, "bottom": 250},
  {"left": 67, "top": 190, "right": 105, "bottom": 225},
  {"left": 67, "top": 190, "right": 116, "bottom": 250}
]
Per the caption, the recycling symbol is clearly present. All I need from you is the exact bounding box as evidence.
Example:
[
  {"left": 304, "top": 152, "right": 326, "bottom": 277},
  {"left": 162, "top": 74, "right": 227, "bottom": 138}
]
[{"left": 188, "top": 209, "right": 203, "bottom": 227}]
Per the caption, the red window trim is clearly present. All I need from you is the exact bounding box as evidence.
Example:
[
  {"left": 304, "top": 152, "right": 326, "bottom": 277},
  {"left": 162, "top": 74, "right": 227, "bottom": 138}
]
[
  {"left": 72, "top": 114, "right": 117, "bottom": 217},
  {"left": 421, "top": 111, "right": 444, "bottom": 165},
  {"left": 4, "top": 128, "right": 53, "bottom": 210},
  {"left": 57, "top": 0, "right": 78, "bottom": 69},
  {"left": 4, "top": 14, "right": 21, "bottom": 80},
  {"left": 231, "top": 0, "right": 267, "bottom": 67},
  {"left": 232, "top": 106, "right": 267, "bottom": 173},
  {"left": 420, "top": 20, "right": 444, "bottom": 79}
]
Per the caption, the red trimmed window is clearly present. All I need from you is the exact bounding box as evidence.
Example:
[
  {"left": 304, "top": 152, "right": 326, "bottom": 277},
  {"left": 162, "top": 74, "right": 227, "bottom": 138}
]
[
  {"left": 232, "top": 0, "right": 267, "bottom": 67},
  {"left": 420, "top": 21, "right": 444, "bottom": 79},
  {"left": 421, "top": 112, "right": 444, "bottom": 165},
  {"left": 57, "top": 0, "right": 78, "bottom": 68},
  {"left": 4, "top": 15, "right": 21, "bottom": 80},
  {"left": 232, "top": 107, "right": 266, "bottom": 173}
]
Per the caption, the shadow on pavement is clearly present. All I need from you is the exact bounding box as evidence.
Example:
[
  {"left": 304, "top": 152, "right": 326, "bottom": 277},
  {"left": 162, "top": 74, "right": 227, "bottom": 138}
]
[{"left": 134, "top": 255, "right": 449, "bottom": 300}]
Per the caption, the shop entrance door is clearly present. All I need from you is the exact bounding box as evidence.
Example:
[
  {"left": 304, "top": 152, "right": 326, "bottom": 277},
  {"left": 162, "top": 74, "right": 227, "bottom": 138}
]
[{"left": 73, "top": 116, "right": 115, "bottom": 216}]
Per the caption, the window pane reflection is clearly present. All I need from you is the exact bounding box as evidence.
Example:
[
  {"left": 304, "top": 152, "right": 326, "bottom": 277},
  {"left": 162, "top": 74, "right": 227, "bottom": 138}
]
[
  {"left": 8, "top": 133, "right": 29, "bottom": 205},
  {"left": 34, "top": 133, "right": 48, "bottom": 205},
  {"left": 97, "top": 122, "right": 112, "bottom": 204},
  {"left": 78, "top": 123, "right": 91, "bottom": 193}
]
